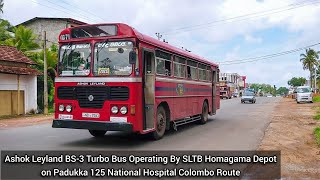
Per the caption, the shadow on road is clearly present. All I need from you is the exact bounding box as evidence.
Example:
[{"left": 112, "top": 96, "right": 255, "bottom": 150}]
[{"left": 60, "top": 118, "right": 216, "bottom": 149}]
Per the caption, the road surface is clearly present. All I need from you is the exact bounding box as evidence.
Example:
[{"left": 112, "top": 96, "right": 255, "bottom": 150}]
[{"left": 0, "top": 97, "right": 280, "bottom": 150}]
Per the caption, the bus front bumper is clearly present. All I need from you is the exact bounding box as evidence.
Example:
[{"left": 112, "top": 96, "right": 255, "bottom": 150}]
[{"left": 52, "top": 120, "right": 133, "bottom": 132}]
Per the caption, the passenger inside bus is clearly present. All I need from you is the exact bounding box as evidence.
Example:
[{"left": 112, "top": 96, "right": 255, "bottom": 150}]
[{"left": 165, "top": 61, "right": 171, "bottom": 76}]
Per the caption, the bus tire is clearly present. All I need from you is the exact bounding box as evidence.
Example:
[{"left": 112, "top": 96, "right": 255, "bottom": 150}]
[
  {"left": 151, "top": 106, "right": 166, "bottom": 140},
  {"left": 199, "top": 101, "right": 209, "bottom": 124},
  {"left": 89, "top": 130, "right": 107, "bottom": 137}
]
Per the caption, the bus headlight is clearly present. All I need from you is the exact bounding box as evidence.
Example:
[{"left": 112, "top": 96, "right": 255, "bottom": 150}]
[
  {"left": 66, "top": 105, "right": 72, "bottom": 112},
  {"left": 120, "top": 106, "right": 128, "bottom": 115},
  {"left": 58, "top": 104, "right": 64, "bottom": 112},
  {"left": 111, "top": 106, "right": 118, "bottom": 114}
]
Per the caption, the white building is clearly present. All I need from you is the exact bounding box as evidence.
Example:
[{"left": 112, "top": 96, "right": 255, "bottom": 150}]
[{"left": 0, "top": 45, "right": 41, "bottom": 115}]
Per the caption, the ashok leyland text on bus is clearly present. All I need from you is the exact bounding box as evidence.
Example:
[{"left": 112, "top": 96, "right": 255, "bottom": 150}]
[{"left": 52, "top": 23, "right": 220, "bottom": 140}]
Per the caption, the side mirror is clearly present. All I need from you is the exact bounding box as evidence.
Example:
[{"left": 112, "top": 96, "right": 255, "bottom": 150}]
[{"left": 129, "top": 50, "right": 136, "bottom": 64}]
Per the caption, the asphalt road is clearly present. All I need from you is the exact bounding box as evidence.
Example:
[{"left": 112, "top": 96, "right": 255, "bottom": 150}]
[{"left": 0, "top": 97, "right": 280, "bottom": 151}]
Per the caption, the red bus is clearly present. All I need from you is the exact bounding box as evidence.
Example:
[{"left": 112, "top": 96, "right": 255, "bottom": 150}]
[{"left": 52, "top": 23, "right": 220, "bottom": 140}]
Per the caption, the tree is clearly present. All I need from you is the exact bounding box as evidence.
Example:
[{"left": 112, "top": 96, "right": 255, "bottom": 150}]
[
  {"left": 0, "top": 19, "right": 13, "bottom": 42},
  {"left": 4, "top": 25, "right": 39, "bottom": 52},
  {"left": 277, "top": 87, "right": 289, "bottom": 95},
  {"left": 300, "top": 48, "right": 320, "bottom": 88},
  {"left": 28, "top": 44, "right": 58, "bottom": 111},
  {"left": 288, "top": 77, "right": 306, "bottom": 87},
  {"left": 0, "top": 0, "right": 4, "bottom": 13}
]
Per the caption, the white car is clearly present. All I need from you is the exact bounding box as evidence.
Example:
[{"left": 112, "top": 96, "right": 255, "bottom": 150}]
[
  {"left": 295, "top": 86, "right": 313, "bottom": 103},
  {"left": 241, "top": 92, "right": 256, "bottom": 103},
  {"left": 266, "top": 94, "right": 272, "bottom": 97}
]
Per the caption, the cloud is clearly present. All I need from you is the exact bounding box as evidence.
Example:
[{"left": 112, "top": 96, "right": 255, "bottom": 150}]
[
  {"left": 244, "top": 35, "right": 262, "bottom": 44},
  {"left": 1, "top": 0, "right": 319, "bottom": 87}
]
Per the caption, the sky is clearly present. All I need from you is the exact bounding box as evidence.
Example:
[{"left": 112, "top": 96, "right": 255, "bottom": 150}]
[{"left": 2, "top": 0, "right": 320, "bottom": 87}]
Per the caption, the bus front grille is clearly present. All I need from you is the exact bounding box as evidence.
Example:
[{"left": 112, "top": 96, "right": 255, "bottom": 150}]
[
  {"left": 76, "top": 86, "right": 108, "bottom": 108},
  {"left": 109, "top": 86, "right": 129, "bottom": 100},
  {"left": 57, "top": 86, "right": 129, "bottom": 108}
]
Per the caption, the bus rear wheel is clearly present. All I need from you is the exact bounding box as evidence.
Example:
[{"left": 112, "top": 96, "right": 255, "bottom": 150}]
[
  {"left": 89, "top": 130, "right": 107, "bottom": 137},
  {"left": 199, "top": 101, "right": 209, "bottom": 124},
  {"left": 151, "top": 106, "right": 166, "bottom": 140}
]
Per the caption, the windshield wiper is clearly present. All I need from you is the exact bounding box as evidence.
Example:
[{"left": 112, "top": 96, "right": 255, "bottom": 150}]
[{"left": 96, "top": 39, "right": 109, "bottom": 64}]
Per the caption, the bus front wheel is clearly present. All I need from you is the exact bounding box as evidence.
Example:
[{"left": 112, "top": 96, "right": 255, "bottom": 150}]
[
  {"left": 89, "top": 130, "right": 107, "bottom": 137},
  {"left": 199, "top": 101, "right": 209, "bottom": 124},
  {"left": 151, "top": 106, "right": 166, "bottom": 140}
]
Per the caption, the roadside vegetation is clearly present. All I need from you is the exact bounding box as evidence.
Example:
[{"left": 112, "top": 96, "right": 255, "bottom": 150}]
[
  {"left": 314, "top": 127, "right": 320, "bottom": 146},
  {"left": 313, "top": 95, "right": 320, "bottom": 102}
]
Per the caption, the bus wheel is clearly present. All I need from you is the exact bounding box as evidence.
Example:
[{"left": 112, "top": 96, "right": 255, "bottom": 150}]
[
  {"left": 89, "top": 130, "right": 107, "bottom": 137},
  {"left": 151, "top": 106, "right": 166, "bottom": 140},
  {"left": 200, "top": 101, "right": 209, "bottom": 124}
]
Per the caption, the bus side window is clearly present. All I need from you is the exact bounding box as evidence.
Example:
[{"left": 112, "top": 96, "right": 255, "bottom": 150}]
[
  {"left": 187, "top": 66, "right": 191, "bottom": 79},
  {"left": 165, "top": 60, "right": 171, "bottom": 76}
]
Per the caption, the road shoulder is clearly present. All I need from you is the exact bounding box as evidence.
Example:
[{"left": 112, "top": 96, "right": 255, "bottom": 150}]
[
  {"left": 0, "top": 114, "right": 53, "bottom": 129},
  {"left": 258, "top": 98, "right": 320, "bottom": 178}
]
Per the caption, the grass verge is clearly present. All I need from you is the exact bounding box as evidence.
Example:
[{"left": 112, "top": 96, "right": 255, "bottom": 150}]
[
  {"left": 313, "top": 96, "right": 320, "bottom": 102},
  {"left": 314, "top": 113, "right": 320, "bottom": 120},
  {"left": 314, "top": 127, "right": 320, "bottom": 146}
]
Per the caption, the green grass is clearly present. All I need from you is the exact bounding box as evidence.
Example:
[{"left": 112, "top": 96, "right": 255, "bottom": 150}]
[
  {"left": 313, "top": 96, "right": 320, "bottom": 102},
  {"left": 314, "top": 127, "right": 320, "bottom": 146},
  {"left": 314, "top": 114, "right": 320, "bottom": 120}
]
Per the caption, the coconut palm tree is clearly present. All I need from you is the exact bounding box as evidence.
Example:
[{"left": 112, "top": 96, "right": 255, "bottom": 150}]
[
  {"left": 300, "top": 48, "right": 320, "bottom": 88},
  {"left": 0, "top": 0, "right": 4, "bottom": 13},
  {"left": 4, "top": 25, "right": 39, "bottom": 52}
]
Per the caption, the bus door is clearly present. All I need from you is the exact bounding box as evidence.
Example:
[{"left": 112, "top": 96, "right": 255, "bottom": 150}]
[
  {"left": 142, "top": 49, "right": 155, "bottom": 130},
  {"left": 211, "top": 69, "right": 218, "bottom": 115}
]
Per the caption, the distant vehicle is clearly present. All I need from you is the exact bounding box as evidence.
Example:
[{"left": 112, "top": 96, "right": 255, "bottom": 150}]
[
  {"left": 232, "top": 92, "right": 239, "bottom": 98},
  {"left": 276, "top": 94, "right": 281, "bottom": 97},
  {"left": 265, "top": 94, "right": 273, "bottom": 97},
  {"left": 295, "top": 86, "right": 313, "bottom": 103},
  {"left": 241, "top": 91, "right": 256, "bottom": 103},
  {"left": 219, "top": 82, "right": 232, "bottom": 99}
]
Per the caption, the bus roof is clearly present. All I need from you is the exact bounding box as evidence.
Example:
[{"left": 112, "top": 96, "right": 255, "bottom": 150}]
[{"left": 58, "top": 23, "right": 219, "bottom": 67}]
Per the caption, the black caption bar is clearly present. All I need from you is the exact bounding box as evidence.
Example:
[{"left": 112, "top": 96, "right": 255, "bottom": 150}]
[{"left": 1, "top": 151, "right": 280, "bottom": 179}]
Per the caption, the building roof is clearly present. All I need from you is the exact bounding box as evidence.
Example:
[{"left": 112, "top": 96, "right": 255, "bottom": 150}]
[
  {"left": 0, "top": 45, "right": 36, "bottom": 64},
  {"left": 16, "top": 17, "right": 87, "bottom": 27},
  {"left": 0, "top": 65, "right": 42, "bottom": 75},
  {"left": 0, "top": 45, "right": 41, "bottom": 75}
]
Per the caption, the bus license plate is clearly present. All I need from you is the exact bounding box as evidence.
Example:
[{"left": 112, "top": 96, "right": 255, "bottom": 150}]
[
  {"left": 82, "top": 113, "right": 100, "bottom": 118},
  {"left": 59, "top": 114, "right": 73, "bottom": 120}
]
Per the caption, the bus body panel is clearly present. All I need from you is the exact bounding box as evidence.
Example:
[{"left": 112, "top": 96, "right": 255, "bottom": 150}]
[
  {"left": 54, "top": 23, "right": 220, "bottom": 136},
  {"left": 54, "top": 80, "right": 144, "bottom": 133}
]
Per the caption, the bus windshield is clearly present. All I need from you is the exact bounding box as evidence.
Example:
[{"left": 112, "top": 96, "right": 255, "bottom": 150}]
[
  {"left": 93, "top": 41, "right": 133, "bottom": 76},
  {"left": 59, "top": 43, "right": 91, "bottom": 76}
]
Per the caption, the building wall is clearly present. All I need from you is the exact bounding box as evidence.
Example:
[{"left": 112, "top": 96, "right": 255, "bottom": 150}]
[
  {"left": 0, "top": 73, "right": 37, "bottom": 113},
  {"left": 23, "top": 19, "right": 69, "bottom": 47}
]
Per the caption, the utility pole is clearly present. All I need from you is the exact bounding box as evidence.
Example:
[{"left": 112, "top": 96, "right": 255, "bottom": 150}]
[
  {"left": 155, "top": 32, "right": 162, "bottom": 40},
  {"left": 43, "top": 31, "right": 48, "bottom": 115}
]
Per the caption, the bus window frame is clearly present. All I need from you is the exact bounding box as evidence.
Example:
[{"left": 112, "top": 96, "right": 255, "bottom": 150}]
[
  {"left": 187, "top": 59, "right": 198, "bottom": 80},
  {"left": 155, "top": 49, "right": 172, "bottom": 77},
  {"left": 173, "top": 55, "right": 187, "bottom": 79},
  {"left": 92, "top": 39, "right": 135, "bottom": 77},
  {"left": 58, "top": 42, "right": 92, "bottom": 77},
  {"left": 198, "top": 63, "right": 208, "bottom": 81}
]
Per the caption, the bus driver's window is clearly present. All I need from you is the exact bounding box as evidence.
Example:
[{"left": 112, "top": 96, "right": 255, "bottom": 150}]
[{"left": 146, "top": 53, "right": 152, "bottom": 74}]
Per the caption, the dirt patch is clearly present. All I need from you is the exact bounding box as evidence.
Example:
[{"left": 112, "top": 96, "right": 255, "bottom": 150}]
[
  {"left": 0, "top": 114, "right": 53, "bottom": 129},
  {"left": 258, "top": 98, "right": 320, "bottom": 179}
]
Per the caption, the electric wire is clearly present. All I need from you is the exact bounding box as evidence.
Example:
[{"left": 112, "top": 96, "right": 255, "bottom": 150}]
[
  {"left": 219, "top": 42, "right": 320, "bottom": 65},
  {"left": 161, "top": 0, "right": 320, "bottom": 35}
]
